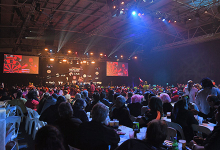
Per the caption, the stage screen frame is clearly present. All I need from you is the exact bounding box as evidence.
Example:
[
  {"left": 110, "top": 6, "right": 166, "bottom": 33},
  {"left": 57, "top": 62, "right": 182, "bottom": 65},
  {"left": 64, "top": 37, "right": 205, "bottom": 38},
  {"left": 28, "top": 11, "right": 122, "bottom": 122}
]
[
  {"left": 3, "top": 54, "right": 39, "bottom": 74},
  {"left": 106, "top": 61, "right": 128, "bottom": 76}
]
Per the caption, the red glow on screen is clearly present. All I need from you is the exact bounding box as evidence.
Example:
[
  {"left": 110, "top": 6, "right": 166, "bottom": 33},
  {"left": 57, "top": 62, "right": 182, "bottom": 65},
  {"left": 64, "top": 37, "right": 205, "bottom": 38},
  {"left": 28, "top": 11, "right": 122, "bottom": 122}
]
[
  {"left": 106, "top": 61, "right": 128, "bottom": 76},
  {"left": 3, "top": 54, "right": 39, "bottom": 74}
]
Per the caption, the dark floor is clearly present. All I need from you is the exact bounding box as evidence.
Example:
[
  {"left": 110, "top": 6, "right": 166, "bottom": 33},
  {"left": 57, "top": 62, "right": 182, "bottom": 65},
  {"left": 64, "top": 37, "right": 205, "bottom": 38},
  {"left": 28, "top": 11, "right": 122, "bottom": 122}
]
[{"left": 17, "top": 119, "right": 35, "bottom": 150}]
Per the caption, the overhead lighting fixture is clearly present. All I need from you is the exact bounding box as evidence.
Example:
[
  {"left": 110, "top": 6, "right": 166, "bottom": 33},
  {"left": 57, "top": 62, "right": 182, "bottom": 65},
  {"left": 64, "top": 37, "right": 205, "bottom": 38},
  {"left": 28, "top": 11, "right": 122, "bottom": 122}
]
[
  {"left": 76, "top": 61, "right": 79, "bottom": 64},
  {"left": 121, "top": 2, "right": 124, "bottom": 4},
  {"left": 100, "top": 53, "right": 103, "bottom": 56},
  {"left": 204, "top": 10, "right": 208, "bottom": 14},
  {"left": 90, "top": 52, "right": 93, "bottom": 55},
  {"left": 113, "top": 6, "right": 116, "bottom": 9},
  {"left": 121, "top": 55, "right": 123, "bottom": 58},
  {"left": 68, "top": 50, "right": 71, "bottom": 53},
  {"left": 91, "top": 60, "right": 95, "bottom": 64},
  {"left": 174, "top": 20, "right": 177, "bottom": 23},
  {"left": 50, "top": 58, "right": 54, "bottom": 61},
  {"left": 63, "top": 59, "right": 67, "bottom": 62},
  {"left": 188, "top": 18, "right": 191, "bottom": 21},
  {"left": 45, "top": 48, "right": 48, "bottom": 51},
  {"left": 134, "top": 56, "right": 137, "bottom": 59},
  {"left": 83, "top": 60, "right": 87, "bottom": 63}
]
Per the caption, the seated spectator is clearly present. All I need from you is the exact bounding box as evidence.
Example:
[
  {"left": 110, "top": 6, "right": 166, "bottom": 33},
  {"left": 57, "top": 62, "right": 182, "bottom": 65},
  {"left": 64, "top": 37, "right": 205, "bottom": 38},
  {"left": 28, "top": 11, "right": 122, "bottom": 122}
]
[
  {"left": 72, "top": 98, "right": 89, "bottom": 122},
  {"left": 64, "top": 90, "right": 71, "bottom": 103},
  {"left": 35, "top": 125, "right": 65, "bottom": 150},
  {"left": 40, "top": 95, "right": 56, "bottom": 115},
  {"left": 192, "top": 95, "right": 220, "bottom": 123},
  {"left": 85, "top": 92, "right": 101, "bottom": 112},
  {"left": 37, "top": 92, "right": 50, "bottom": 114},
  {"left": 55, "top": 102, "right": 82, "bottom": 149},
  {"left": 171, "top": 91, "right": 180, "bottom": 102},
  {"left": 8, "top": 91, "right": 27, "bottom": 114},
  {"left": 116, "top": 119, "right": 167, "bottom": 150},
  {"left": 126, "top": 92, "right": 133, "bottom": 104},
  {"left": 160, "top": 93, "right": 173, "bottom": 115},
  {"left": 0, "top": 91, "right": 12, "bottom": 101},
  {"left": 172, "top": 99, "right": 198, "bottom": 142},
  {"left": 79, "top": 103, "right": 120, "bottom": 150},
  {"left": 39, "top": 96, "right": 66, "bottom": 125},
  {"left": 190, "top": 105, "right": 220, "bottom": 150},
  {"left": 138, "top": 96, "right": 163, "bottom": 127},
  {"left": 25, "top": 90, "right": 39, "bottom": 111},
  {"left": 128, "top": 94, "right": 143, "bottom": 117},
  {"left": 108, "top": 90, "right": 114, "bottom": 102},
  {"left": 81, "top": 90, "right": 90, "bottom": 104},
  {"left": 100, "top": 91, "right": 111, "bottom": 107},
  {"left": 110, "top": 95, "right": 133, "bottom": 127}
]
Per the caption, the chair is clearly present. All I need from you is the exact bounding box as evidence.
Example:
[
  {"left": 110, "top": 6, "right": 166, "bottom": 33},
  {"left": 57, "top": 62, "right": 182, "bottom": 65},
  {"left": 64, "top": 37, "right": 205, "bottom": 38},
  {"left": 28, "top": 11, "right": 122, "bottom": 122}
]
[
  {"left": 31, "top": 110, "right": 46, "bottom": 139},
  {"left": 166, "top": 127, "right": 177, "bottom": 141},
  {"left": 6, "top": 116, "right": 21, "bottom": 140},
  {"left": 166, "top": 121, "right": 185, "bottom": 140},
  {"left": 16, "top": 105, "right": 25, "bottom": 122},
  {"left": 191, "top": 124, "right": 212, "bottom": 138},
  {"left": 25, "top": 108, "right": 34, "bottom": 133}
]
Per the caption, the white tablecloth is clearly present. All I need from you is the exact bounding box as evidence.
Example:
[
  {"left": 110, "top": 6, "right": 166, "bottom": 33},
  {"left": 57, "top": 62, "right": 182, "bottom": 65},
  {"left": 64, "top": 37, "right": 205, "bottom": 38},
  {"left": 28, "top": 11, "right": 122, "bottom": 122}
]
[{"left": 200, "top": 123, "right": 216, "bottom": 131}]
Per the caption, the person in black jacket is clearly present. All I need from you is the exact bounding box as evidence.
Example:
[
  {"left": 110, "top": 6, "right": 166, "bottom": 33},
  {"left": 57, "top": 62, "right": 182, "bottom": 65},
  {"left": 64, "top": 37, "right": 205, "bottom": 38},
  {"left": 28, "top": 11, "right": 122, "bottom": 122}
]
[
  {"left": 55, "top": 102, "right": 82, "bottom": 149},
  {"left": 39, "top": 96, "right": 66, "bottom": 125},
  {"left": 172, "top": 99, "right": 198, "bottom": 142},
  {"left": 128, "top": 94, "right": 143, "bottom": 117},
  {"left": 78, "top": 103, "right": 120, "bottom": 150},
  {"left": 72, "top": 98, "right": 89, "bottom": 122}
]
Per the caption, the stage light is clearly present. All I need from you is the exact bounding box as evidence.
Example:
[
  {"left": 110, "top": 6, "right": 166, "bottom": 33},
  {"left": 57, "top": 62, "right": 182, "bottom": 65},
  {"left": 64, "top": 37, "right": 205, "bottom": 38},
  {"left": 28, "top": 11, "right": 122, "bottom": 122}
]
[
  {"left": 174, "top": 20, "right": 177, "bottom": 23},
  {"left": 45, "top": 48, "right": 48, "bottom": 51},
  {"left": 80, "top": 61, "right": 83, "bottom": 64},
  {"left": 50, "top": 49, "right": 52, "bottom": 52},
  {"left": 132, "top": 11, "right": 136, "bottom": 16},
  {"left": 121, "top": 2, "right": 124, "bottom": 4},
  {"left": 100, "top": 53, "right": 103, "bottom": 56},
  {"left": 70, "top": 61, "right": 73, "bottom": 64},
  {"left": 104, "top": 54, "right": 107, "bottom": 57},
  {"left": 91, "top": 60, "right": 95, "bottom": 64},
  {"left": 134, "top": 56, "right": 137, "bottom": 59},
  {"left": 204, "top": 10, "right": 208, "bottom": 14},
  {"left": 138, "top": 13, "right": 141, "bottom": 16},
  {"left": 159, "top": 17, "right": 161, "bottom": 19},
  {"left": 168, "top": 20, "right": 171, "bottom": 23},
  {"left": 122, "top": 8, "right": 124, "bottom": 10},
  {"left": 75, "top": 52, "right": 77, "bottom": 54},
  {"left": 90, "top": 52, "right": 93, "bottom": 55},
  {"left": 59, "top": 61, "right": 62, "bottom": 64},
  {"left": 162, "top": 19, "right": 165, "bottom": 21},
  {"left": 76, "top": 61, "right": 79, "bottom": 64},
  {"left": 50, "top": 58, "right": 54, "bottom": 61},
  {"left": 115, "top": 55, "right": 117, "bottom": 58},
  {"left": 87, "top": 62, "right": 89, "bottom": 65},
  {"left": 188, "top": 18, "right": 191, "bottom": 21},
  {"left": 63, "top": 59, "right": 67, "bottom": 62},
  {"left": 121, "top": 55, "right": 123, "bottom": 58},
  {"left": 83, "top": 60, "right": 87, "bottom": 63},
  {"left": 113, "top": 6, "right": 116, "bottom": 9},
  {"left": 68, "top": 50, "right": 71, "bottom": 53}
]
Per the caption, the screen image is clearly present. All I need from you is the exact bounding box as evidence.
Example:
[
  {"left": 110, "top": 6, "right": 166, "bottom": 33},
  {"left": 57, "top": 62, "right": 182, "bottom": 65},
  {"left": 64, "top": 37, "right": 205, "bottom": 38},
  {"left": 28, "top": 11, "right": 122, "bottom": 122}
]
[
  {"left": 3, "top": 54, "right": 39, "bottom": 74},
  {"left": 106, "top": 61, "right": 128, "bottom": 76}
]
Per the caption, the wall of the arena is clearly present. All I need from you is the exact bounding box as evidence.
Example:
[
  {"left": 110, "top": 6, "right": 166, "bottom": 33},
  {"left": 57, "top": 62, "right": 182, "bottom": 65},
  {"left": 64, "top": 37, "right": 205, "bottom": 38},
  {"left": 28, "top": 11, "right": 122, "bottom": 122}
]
[{"left": 1, "top": 39, "right": 220, "bottom": 87}]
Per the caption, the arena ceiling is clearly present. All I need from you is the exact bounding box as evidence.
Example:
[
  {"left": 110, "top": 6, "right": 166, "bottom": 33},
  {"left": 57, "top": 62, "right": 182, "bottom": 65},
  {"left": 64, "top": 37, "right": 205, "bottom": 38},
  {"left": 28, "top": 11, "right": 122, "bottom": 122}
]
[{"left": 1, "top": 0, "right": 220, "bottom": 58}]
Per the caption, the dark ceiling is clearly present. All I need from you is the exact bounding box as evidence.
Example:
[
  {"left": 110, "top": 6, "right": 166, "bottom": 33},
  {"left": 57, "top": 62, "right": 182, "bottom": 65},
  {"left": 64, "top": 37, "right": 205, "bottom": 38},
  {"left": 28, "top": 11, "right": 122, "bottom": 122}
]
[{"left": 1, "top": 0, "right": 220, "bottom": 58}]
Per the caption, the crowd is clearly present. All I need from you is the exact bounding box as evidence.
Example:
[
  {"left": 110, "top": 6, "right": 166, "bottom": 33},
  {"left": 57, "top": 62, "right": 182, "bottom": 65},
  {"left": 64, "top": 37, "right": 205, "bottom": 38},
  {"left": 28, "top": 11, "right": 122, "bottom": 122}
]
[{"left": 1, "top": 78, "right": 220, "bottom": 150}]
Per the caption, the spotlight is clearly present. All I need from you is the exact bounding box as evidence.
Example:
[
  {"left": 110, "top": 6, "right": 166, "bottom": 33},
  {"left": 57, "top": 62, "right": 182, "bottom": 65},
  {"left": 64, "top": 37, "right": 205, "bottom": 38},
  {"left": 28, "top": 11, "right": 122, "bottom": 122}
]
[
  {"left": 68, "top": 50, "right": 71, "bottom": 53},
  {"left": 162, "top": 19, "right": 165, "bottom": 21},
  {"left": 134, "top": 56, "right": 137, "bottom": 59},
  {"left": 115, "top": 55, "right": 117, "bottom": 58},
  {"left": 75, "top": 52, "right": 78, "bottom": 55},
  {"left": 122, "top": 8, "right": 124, "bottom": 10},
  {"left": 158, "top": 17, "right": 161, "bottom": 19},
  {"left": 45, "top": 48, "right": 48, "bottom": 51},
  {"left": 188, "top": 18, "right": 191, "bottom": 21},
  {"left": 83, "top": 60, "right": 87, "bottom": 63},
  {"left": 100, "top": 53, "right": 103, "bottom": 56},
  {"left": 50, "top": 58, "right": 54, "bottom": 61},
  {"left": 174, "top": 20, "right": 177, "bottom": 23},
  {"left": 91, "top": 60, "right": 95, "bottom": 64},
  {"left": 76, "top": 61, "right": 79, "bottom": 64},
  {"left": 113, "top": 6, "right": 116, "bottom": 9},
  {"left": 138, "top": 13, "right": 141, "bottom": 16},
  {"left": 168, "top": 20, "right": 171, "bottom": 23},
  {"left": 121, "top": 55, "right": 123, "bottom": 58},
  {"left": 104, "top": 54, "right": 107, "bottom": 57},
  {"left": 121, "top": 2, "right": 124, "bottom": 4},
  {"left": 204, "top": 10, "right": 208, "bottom": 14},
  {"left": 90, "top": 52, "right": 93, "bottom": 55},
  {"left": 132, "top": 11, "right": 136, "bottom": 16},
  {"left": 80, "top": 61, "right": 83, "bottom": 64},
  {"left": 59, "top": 61, "right": 62, "bottom": 64},
  {"left": 63, "top": 59, "right": 67, "bottom": 62},
  {"left": 50, "top": 49, "right": 52, "bottom": 52}
]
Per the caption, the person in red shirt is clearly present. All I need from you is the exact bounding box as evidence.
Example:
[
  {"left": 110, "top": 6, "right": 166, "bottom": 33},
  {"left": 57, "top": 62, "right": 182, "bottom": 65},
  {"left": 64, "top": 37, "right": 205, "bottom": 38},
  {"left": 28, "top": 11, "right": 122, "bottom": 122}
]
[
  {"left": 25, "top": 90, "right": 39, "bottom": 111},
  {"left": 90, "top": 82, "right": 95, "bottom": 94},
  {"left": 171, "top": 91, "right": 180, "bottom": 102}
]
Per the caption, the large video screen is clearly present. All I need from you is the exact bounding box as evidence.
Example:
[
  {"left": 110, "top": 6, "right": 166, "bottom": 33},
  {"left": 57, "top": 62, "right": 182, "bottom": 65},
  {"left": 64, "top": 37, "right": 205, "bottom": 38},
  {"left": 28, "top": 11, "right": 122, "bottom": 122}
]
[
  {"left": 3, "top": 54, "right": 39, "bottom": 74},
  {"left": 106, "top": 61, "right": 128, "bottom": 76}
]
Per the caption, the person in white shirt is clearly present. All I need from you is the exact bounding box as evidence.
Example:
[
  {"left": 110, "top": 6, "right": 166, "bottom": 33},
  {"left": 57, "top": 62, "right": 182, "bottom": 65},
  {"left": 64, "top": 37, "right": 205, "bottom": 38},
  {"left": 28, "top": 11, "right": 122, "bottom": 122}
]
[{"left": 184, "top": 80, "right": 198, "bottom": 103}]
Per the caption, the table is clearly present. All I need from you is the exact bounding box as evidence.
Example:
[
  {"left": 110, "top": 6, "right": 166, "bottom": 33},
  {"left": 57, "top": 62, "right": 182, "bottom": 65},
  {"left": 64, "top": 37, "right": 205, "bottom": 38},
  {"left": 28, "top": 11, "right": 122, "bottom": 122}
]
[
  {"left": 118, "top": 126, "right": 147, "bottom": 146},
  {"left": 200, "top": 123, "right": 216, "bottom": 131}
]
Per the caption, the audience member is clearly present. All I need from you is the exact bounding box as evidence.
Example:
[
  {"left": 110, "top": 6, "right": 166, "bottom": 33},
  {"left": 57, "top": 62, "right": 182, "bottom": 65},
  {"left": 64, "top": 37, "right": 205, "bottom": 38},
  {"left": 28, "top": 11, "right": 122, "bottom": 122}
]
[
  {"left": 72, "top": 98, "right": 89, "bottom": 122},
  {"left": 37, "top": 92, "right": 50, "bottom": 114},
  {"left": 35, "top": 125, "right": 65, "bottom": 150},
  {"left": 78, "top": 103, "right": 120, "bottom": 150},
  {"left": 55, "top": 102, "right": 82, "bottom": 149},
  {"left": 40, "top": 95, "right": 56, "bottom": 115},
  {"left": 184, "top": 80, "right": 198, "bottom": 103},
  {"left": 160, "top": 93, "right": 173, "bottom": 115},
  {"left": 128, "top": 94, "right": 143, "bottom": 117},
  {"left": 8, "top": 91, "right": 27, "bottom": 114},
  {"left": 25, "top": 90, "right": 39, "bottom": 111}
]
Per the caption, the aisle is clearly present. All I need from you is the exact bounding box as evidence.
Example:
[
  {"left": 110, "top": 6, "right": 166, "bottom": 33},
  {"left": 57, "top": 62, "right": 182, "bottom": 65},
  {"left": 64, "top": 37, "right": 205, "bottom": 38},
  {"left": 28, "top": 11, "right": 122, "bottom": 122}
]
[{"left": 17, "top": 120, "right": 35, "bottom": 150}]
